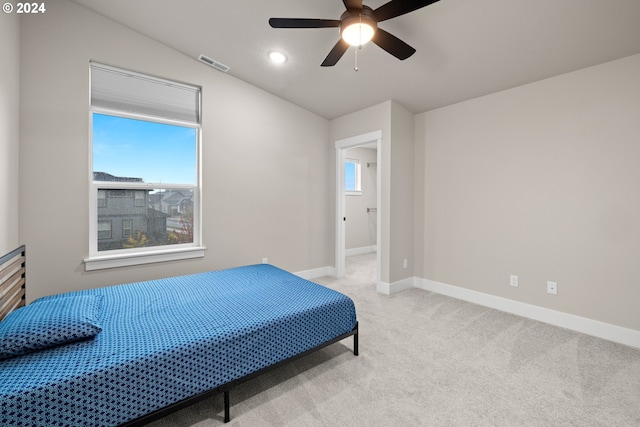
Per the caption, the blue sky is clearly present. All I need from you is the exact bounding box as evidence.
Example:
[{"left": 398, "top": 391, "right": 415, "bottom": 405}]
[
  {"left": 345, "top": 162, "right": 356, "bottom": 191},
  {"left": 92, "top": 113, "right": 197, "bottom": 184}
]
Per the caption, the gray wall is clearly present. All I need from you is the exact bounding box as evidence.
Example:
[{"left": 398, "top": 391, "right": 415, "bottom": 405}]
[
  {"left": 18, "top": 0, "right": 331, "bottom": 301},
  {"left": 415, "top": 53, "right": 640, "bottom": 331},
  {"left": 0, "top": 11, "right": 20, "bottom": 254}
]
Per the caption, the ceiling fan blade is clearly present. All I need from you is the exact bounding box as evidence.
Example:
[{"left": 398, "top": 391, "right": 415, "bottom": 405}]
[
  {"left": 343, "top": 0, "right": 363, "bottom": 11},
  {"left": 373, "top": 0, "right": 440, "bottom": 22},
  {"left": 371, "top": 28, "right": 416, "bottom": 60},
  {"left": 269, "top": 18, "right": 340, "bottom": 28},
  {"left": 321, "top": 39, "right": 350, "bottom": 67}
]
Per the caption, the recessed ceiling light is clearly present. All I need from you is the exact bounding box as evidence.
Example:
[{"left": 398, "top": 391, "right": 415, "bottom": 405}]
[{"left": 268, "top": 51, "right": 287, "bottom": 64}]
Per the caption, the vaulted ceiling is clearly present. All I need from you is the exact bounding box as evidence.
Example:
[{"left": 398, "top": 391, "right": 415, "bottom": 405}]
[{"left": 71, "top": 0, "right": 640, "bottom": 119}]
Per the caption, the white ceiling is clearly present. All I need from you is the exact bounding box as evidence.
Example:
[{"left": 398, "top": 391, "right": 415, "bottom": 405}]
[{"left": 71, "top": 0, "right": 640, "bottom": 120}]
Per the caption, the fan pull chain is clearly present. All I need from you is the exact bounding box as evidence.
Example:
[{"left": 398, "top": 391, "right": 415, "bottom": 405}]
[{"left": 354, "top": 13, "right": 363, "bottom": 72}]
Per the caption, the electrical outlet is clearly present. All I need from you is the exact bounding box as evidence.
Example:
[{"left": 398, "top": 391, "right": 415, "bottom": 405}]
[
  {"left": 510, "top": 274, "right": 518, "bottom": 287},
  {"left": 547, "top": 281, "right": 557, "bottom": 295},
  {"left": 403, "top": 259, "right": 408, "bottom": 269},
  {"left": 262, "top": 258, "right": 268, "bottom": 264}
]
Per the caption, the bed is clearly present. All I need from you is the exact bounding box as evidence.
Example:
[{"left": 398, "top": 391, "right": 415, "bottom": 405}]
[{"left": 0, "top": 245, "right": 358, "bottom": 426}]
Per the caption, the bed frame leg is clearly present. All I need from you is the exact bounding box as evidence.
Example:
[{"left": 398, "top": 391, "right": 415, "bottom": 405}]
[
  {"left": 354, "top": 323, "right": 359, "bottom": 356},
  {"left": 220, "top": 323, "right": 358, "bottom": 423},
  {"left": 224, "top": 390, "right": 230, "bottom": 423}
]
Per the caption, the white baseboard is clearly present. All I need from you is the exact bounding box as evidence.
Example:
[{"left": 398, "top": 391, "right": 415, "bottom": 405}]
[
  {"left": 414, "top": 277, "right": 640, "bottom": 349},
  {"left": 377, "top": 277, "right": 414, "bottom": 295},
  {"left": 295, "top": 266, "right": 335, "bottom": 280},
  {"left": 376, "top": 281, "right": 390, "bottom": 294},
  {"left": 387, "top": 277, "right": 416, "bottom": 295},
  {"left": 297, "top": 266, "right": 640, "bottom": 348},
  {"left": 345, "top": 246, "right": 377, "bottom": 257}
]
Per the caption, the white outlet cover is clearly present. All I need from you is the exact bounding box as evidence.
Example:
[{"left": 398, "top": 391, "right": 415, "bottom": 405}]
[
  {"left": 547, "top": 281, "right": 557, "bottom": 295},
  {"left": 510, "top": 275, "right": 518, "bottom": 287}
]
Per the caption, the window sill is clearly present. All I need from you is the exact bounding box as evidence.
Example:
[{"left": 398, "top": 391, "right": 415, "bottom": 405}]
[
  {"left": 346, "top": 191, "right": 362, "bottom": 196},
  {"left": 84, "top": 246, "right": 206, "bottom": 271}
]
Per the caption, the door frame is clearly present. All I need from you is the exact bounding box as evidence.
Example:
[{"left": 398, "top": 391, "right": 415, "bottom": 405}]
[{"left": 335, "top": 130, "right": 382, "bottom": 282}]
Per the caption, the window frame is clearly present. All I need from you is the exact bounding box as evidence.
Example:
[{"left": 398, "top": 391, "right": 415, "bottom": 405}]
[{"left": 85, "top": 64, "right": 205, "bottom": 271}]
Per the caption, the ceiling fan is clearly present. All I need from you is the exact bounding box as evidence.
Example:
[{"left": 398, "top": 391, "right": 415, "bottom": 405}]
[{"left": 269, "top": 0, "right": 440, "bottom": 67}]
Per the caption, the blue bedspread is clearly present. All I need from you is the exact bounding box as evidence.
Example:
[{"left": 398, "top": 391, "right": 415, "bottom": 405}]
[{"left": 0, "top": 264, "right": 357, "bottom": 426}]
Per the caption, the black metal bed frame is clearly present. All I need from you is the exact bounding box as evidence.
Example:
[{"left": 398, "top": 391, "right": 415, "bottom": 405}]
[
  {"left": 0, "top": 245, "right": 26, "bottom": 322},
  {"left": 121, "top": 322, "right": 359, "bottom": 425}
]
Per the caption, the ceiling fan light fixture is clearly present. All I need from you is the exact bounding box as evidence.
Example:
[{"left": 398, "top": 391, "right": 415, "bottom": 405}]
[
  {"left": 342, "top": 22, "right": 375, "bottom": 46},
  {"left": 340, "top": 8, "right": 377, "bottom": 47}
]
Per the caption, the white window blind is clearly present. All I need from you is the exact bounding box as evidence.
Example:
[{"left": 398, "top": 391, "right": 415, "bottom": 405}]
[{"left": 90, "top": 62, "right": 200, "bottom": 124}]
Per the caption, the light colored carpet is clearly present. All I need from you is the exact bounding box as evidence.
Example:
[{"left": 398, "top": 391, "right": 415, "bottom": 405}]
[{"left": 149, "top": 253, "right": 640, "bottom": 426}]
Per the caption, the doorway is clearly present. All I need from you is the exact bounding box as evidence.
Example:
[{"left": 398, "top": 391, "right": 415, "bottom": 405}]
[{"left": 335, "top": 130, "right": 382, "bottom": 287}]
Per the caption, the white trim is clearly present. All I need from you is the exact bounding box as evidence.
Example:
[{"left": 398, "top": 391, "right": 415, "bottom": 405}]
[
  {"left": 91, "top": 181, "right": 197, "bottom": 190},
  {"left": 335, "top": 130, "right": 383, "bottom": 149},
  {"left": 375, "top": 141, "right": 382, "bottom": 288},
  {"left": 345, "top": 246, "right": 377, "bottom": 257},
  {"left": 335, "top": 130, "right": 382, "bottom": 288},
  {"left": 382, "top": 277, "right": 415, "bottom": 295},
  {"left": 295, "top": 266, "right": 336, "bottom": 280},
  {"left": 91, "top": 107, "right": 200, "bottom": 130},
  {"left": 377, "top": 281, "right": 391, "bottom": 294},
  {"left": 335, "top": 147, "right": 345, "bottom": 278},
  {"left": 377, "top": 277, "right": 414, "bottom": 295},
  {"left": 84, "top": 246, "right": 205, "bottom": 271},
  {"left": 414, "top": 277, "right": 640, "bottom": 349}
]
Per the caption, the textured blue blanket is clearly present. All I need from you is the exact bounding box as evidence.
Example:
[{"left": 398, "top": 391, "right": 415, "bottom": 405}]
[{"left": 0, "top": 264, "right": 357, "bottom": 426}]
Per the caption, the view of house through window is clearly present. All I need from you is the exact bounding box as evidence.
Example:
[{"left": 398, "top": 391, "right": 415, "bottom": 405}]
[
  {"left": 90, "top": 62, "right": 201, "bottom": 257},
  {"left": 92, "top": 114, "right": 198, "bottom": 252}
]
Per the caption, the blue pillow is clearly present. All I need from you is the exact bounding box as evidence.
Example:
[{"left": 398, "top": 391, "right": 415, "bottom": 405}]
[{"left": 0, "top": 295, "right": 103, "bottom": 360}]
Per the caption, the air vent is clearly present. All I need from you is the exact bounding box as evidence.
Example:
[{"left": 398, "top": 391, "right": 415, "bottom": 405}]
[{"left": 198, "top": 54, "right": 230, "bottom": 73}]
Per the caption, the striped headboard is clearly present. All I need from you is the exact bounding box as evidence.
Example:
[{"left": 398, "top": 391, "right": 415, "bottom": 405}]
[{"left": 0, "top": 245, "right": 26, "bottom": 322}]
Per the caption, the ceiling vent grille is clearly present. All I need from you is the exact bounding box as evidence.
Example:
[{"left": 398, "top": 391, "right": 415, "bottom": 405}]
[{"left": 198, "top": 54, "right": 230, "bottom": 73}]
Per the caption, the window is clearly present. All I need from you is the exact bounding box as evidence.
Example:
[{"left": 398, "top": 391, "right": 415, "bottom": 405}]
[
  {"left": 98, "top": 221, "right": 112, "bottom": 239},
  {"left": 122, "top": 219, "right": 133, "bottom": 238},
  {"left": 345, "top": 159, "right": 362, "bottom": 195},
  {"left": 86, "top": 63, "right": 204, "bottom": 270},
  {"left": 134, "top": 191, "right": 146, "bottom": 207}
]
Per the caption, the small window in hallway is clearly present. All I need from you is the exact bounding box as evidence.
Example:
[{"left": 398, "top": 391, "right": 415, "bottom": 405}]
[{"left": 345, "top": 158, "right": 362, "bottom": 195}]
